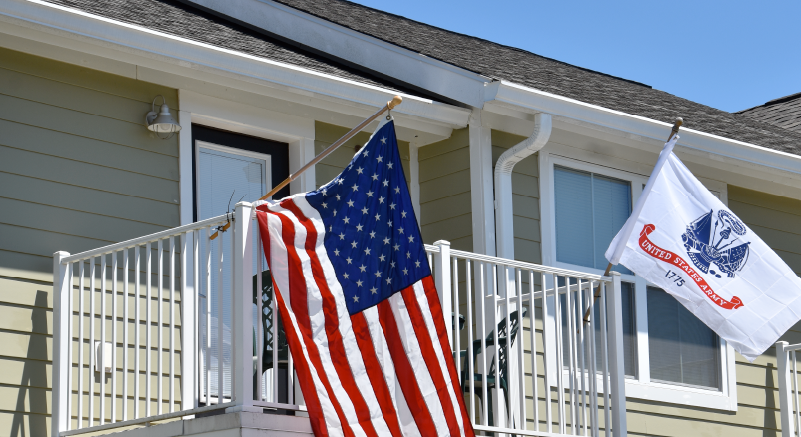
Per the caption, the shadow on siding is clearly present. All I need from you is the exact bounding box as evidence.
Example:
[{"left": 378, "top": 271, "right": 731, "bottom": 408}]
[{"left": 10, "top": 289, "right": 48, "bottom": 436}]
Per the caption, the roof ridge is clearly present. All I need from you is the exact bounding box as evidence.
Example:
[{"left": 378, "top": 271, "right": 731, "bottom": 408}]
[
  {"left": 274, "top": 0, "right": 652, "bottom": 89},
  {"left": 737, "top": 91, "right": 801, "bottom": 114}
]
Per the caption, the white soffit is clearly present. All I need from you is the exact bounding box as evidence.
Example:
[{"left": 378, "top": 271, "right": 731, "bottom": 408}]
[
  {"left": 0, "top": 0, "right": 470, "bottom": 135},
  {"left": 187, "top": 0, "right": 491, "bottom": 108}
]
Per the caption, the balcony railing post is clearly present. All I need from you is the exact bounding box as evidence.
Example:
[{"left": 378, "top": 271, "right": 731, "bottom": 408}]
[
  {"left": 433, "top": 240, "right": 452, "bottom": 345},
  {"left": 606, "top": 271, "right": 628, "bottom": 437},
  {"left": 230, "top": 201, "right": 260, "bottom": 412},
  {"left": 778, "top": 341, "right": 794, "bottom": 437},
  {"left": 181, "top": 232, "right": 197, "bottom": 411},
  {"left": 52, "top": 251, "right": 70, "bottom": 437}
]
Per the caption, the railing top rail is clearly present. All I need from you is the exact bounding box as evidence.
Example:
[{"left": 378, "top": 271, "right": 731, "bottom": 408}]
[
  {"left": 423, "top": 244, "right": 440, "bottom": 253},
  {"left": 782, "top": 342, "right": 801, "bottom": 353},
  {"left": 62, "top": 214, "right": 230, "bottom": 264},
  {"left": 424, "top": 243, "right": 610, "bottom": 282}
]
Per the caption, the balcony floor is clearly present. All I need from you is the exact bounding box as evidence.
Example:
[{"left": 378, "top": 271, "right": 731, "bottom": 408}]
[{"left": 89, "top": 411, "right": 313, "bottom": 437}]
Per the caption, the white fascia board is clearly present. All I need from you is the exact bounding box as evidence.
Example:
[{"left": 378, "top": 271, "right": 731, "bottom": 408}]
[
  {"left": 486, "top": 80, "right": 801, "bottom": 177},
  {"left": 180, "top": 90, "right": 315, "bottom": 143},
  {"left": 0, "top": 0, "right": 470, "bottom": 130},
  {"left": 187, "top": 0, "right": 490, "bottom": 108}
]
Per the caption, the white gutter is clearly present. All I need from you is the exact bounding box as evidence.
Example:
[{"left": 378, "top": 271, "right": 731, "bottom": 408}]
[
  {"left": 494, "top": 113, "right": 552, "bottom": 259},
  {"left": 485, "top": 80, "right": 801, "bottom": 178}
]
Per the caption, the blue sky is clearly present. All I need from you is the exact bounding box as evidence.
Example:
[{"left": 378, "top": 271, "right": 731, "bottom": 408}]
[{"left": 349, "top": 0, "right": 800, "bottom": 113}]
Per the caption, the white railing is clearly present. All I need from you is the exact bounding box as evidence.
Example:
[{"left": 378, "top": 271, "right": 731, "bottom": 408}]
[
  {"left": 778, "top": 341, "right": 801, "bottom": 437},
  {"left": 53, "top": 202, "right": 627, "bottom": 436},
  {"left": 428, "top": 241, "right": 627, "bottom": 437}
]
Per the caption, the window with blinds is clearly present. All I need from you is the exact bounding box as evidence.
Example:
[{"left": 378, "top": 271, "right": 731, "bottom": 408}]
[
  {"left": 547, "top": 158, "right": 732, "bottom": 403},
  {"left": 554, "top": 166, "right": 632, "bottom": 274},
  {"left": 647, "top": 286, "right": 721, "bottom": 389}
]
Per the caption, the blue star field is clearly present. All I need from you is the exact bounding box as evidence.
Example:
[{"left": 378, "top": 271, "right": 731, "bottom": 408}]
[{"left": 305, "top": 121, "right": 431, "bottom": 315}]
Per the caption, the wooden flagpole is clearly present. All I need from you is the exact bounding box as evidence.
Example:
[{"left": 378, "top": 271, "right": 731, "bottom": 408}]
[
  {"left": 582, "top": 117, "right": 683, "bottom": 323},
  {"left": 210, "top": 95, "right": 403, "bottom": 240}
]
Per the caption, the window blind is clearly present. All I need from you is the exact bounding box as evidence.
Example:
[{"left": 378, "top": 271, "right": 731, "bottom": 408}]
[
  {"left": 647, "top": 286, "right": 720, "bottom": 389},
  {"left": 554, "top": 166, "right": 632, "bottom": 274},
  {"left": 560, "top": 280, "right": 637, "bottom": 376}
]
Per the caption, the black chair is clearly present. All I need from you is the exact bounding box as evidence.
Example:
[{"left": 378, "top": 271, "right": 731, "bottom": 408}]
[
  {"left": 460, "top": 307, "right": 528, "bottom": 426},
  {"left": 252, "top": 270, "right": 290, "bottom": 402}
]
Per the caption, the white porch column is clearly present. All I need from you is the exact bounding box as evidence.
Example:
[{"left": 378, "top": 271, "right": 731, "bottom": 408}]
[
  {"left": 409, "top": 139, "right": 421, "bottom": 223},
  {"left": 433, "top": 240, "right": 452, "bottom": 345},
  {"left": 181, "top": 233, "right": 198, "bottom": 412},
  {"left": 178, "top": 110, "right": 194, "bottom": 225},
  {"left": 230, "top": 201, "right": 260, "bottom": 412},
  {"left": 289, "top": 137, "right": 316, "bottom": 195},
  {"left": 52, "top": 251, "right": 70, "bottom": 437},
  {"left": 468, "top": 109, "right": 496, "bottom": 256}
]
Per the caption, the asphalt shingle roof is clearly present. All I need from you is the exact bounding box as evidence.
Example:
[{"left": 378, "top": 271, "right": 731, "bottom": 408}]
[
  {"left": 45, "top": 0, "right": 801, "bottom": 155},
  {"left": 271, "top": 0, "right": 801, "bottom": 155},
  {"left": 737, "top": 93, "right": 801, "bottom": 134},
  {"left": 42, "top": 0, "right": 422, "bottom": 97}
]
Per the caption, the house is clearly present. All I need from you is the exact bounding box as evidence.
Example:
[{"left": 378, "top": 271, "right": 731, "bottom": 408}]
[{"left": 1, "top": 0, "right": 801, "bottom": 436}]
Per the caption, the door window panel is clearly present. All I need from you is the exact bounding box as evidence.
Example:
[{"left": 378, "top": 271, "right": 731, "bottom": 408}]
[{"left": 196, "top": 142, "right": 270, "bottom": 400}]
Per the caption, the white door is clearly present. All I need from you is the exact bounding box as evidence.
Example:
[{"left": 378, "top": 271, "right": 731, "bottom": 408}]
[{"left": 196, "top": 141, "right": 271, "bottom": 402}]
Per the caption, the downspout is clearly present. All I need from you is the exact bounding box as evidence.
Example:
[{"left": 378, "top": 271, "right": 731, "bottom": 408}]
[{"left": 494, "top": 113, "right": 552, "bottom": 259}]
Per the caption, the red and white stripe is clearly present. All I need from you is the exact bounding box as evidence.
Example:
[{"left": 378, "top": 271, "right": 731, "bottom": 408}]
[{"left": 256, "top": 197, "right": 474, "bottom": 437}]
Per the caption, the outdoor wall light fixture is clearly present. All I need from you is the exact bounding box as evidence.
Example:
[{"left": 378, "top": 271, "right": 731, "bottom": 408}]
[{"left": 145, "top": 95, "right": 181, "bottom": 139}]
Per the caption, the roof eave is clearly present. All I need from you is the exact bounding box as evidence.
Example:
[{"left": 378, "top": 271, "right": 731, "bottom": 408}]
[
  {"left": 0, "top": 0, "right": 470, "bottom": 133},
  {"left": 485, "top": 80, "right": 801, "bottom": 179}
]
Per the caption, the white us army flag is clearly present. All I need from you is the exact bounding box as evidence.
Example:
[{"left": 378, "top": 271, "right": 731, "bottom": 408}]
[{"left": 605, "top": 136, "right": 801, "bottom": 361}]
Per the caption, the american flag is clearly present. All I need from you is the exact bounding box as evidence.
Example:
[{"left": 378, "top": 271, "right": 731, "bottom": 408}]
[{"left": 255, "top": 120, "right": 474, "bottom": 437}]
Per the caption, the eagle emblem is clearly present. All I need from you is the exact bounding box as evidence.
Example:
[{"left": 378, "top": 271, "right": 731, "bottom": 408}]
[{"left": 681, "top": 210, "right": 750, "bottom": 278}]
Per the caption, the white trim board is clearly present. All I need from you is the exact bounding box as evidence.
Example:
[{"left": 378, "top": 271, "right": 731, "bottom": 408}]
[
  {"left": 486, "top": 81, "right": 801, "bottom": 183},
  {"left": 179, "top": 110, "right": 194, "bottom": 226},
  {"left": 186, "top": 0, "right": 492, "bottom": 107},
  {"left": 181, "top": 90, "right": 315, "bottom": 144},
  {"left": 178, "top": 89, "right": 318, "bottom": 226},
  {"left": 542, "top": 124, "right": 801, "bottom": 201}
]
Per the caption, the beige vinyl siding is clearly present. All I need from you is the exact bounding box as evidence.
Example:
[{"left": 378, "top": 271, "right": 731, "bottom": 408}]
[
  {"left": 491, "top": 130, "right": 542, "bottom": 264},
  {"left": 0, "top": 47, "right": 180, "bottom": 435},
  {"left": 419, "top": 128, "right": 472, "bottom": 250},
  {"left": 314, "top": 121, "right": 410, "bottom": 190}
]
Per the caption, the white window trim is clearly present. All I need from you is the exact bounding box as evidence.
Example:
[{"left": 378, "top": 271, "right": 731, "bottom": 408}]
[
  {"left": 178, "top": 90, "right": 316, "bottom": 226},
  {"left": 539, "top": 147, "right": 738, "bottom": 412}
]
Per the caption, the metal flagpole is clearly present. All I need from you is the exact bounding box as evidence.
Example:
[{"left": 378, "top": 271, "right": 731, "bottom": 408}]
[
  {"left": 210, "top": 95, "right": 403, "bottom": 240},
  {"left": 582, "top": 117, "right": 683, "bottom": 323}
]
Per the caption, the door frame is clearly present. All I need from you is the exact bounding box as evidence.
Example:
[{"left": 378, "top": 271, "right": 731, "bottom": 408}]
[{"left": 191, "top": 124, "right": 290, "bottom": 222}]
